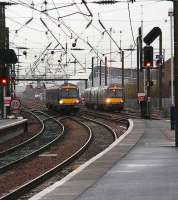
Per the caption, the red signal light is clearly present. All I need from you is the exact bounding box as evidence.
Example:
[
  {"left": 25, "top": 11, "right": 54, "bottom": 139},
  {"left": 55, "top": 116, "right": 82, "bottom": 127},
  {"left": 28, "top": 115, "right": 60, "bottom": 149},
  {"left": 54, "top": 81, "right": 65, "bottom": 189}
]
[
  {"left": 143, "top": 46, "right": 153, "bottom": 69},
  {"left": 0, "top": 77, "right": 9, "bottom": 86},
  {"left": 144, "top": 61, "right": 152, "bottom": 68}
]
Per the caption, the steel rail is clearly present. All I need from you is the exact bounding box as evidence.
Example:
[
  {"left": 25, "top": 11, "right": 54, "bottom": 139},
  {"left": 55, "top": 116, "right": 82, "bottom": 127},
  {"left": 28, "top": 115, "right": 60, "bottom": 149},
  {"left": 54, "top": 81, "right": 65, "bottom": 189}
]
[
  {"left": 0, "top": 112, "right": 64, "bottom": 174},
  {"left": 78, "top": 115, "right": 118, "bottom": 140},
  {"left": 0, "top": 110, "right": 44, "bottom": 156},
  {"left": 0, "top": 117, "right": 93, "bottom": 200},
  {"left": 79, "top": 110, "right": 130, "bottom": 129}
]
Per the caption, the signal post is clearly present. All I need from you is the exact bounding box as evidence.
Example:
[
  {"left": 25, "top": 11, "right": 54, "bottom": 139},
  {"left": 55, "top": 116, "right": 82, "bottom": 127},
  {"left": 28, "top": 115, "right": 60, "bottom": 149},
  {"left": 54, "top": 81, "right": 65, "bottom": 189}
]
[
  {"left": 0, "top": 2, "right": 17, "bottom": 119},
  {"left": 143, "top": 46, "right": 153, "bottom": 119}
]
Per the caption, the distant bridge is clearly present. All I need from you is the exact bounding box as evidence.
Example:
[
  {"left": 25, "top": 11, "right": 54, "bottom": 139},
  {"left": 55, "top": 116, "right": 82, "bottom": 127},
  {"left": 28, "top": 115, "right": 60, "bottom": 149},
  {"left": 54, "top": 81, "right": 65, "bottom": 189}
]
[{"left": 15, "top": 75, "right": 88, "bottom": 87}]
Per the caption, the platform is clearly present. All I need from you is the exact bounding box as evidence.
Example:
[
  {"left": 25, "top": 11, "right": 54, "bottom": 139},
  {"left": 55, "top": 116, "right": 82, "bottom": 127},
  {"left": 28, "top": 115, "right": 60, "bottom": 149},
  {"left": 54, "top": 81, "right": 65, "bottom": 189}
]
[
  {"left": 0, "top": 118, "right": 28, "bottom": 143},
  {"left": 30, "top": 119, "right": 177, "bottom": 200}
]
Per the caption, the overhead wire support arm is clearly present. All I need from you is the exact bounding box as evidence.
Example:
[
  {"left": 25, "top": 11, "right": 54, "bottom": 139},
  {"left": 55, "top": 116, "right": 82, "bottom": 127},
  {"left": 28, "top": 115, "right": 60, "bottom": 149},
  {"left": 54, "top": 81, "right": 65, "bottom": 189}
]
[
  {"left": 41, "top": 3, "right": 76, "bottom": 12},
  {"left": 40, "top": 18, "right": 85, "bottom": 70},
  {"left": 87, "top": 41, "right": 103, "bottom": 62},
  {"left": 58, "top": 12, "right": 91, "bottom": 19},
  {"left": 91, "top": 0, "right": 120, "bottom": 4},
  {"left": 40, "top": 18, "right": 65, "bottom": 51},
  {"left": 82, "top": 0, "right": 93, "bottom": 17},
  {"left": 71, "top": 53, "right": 84, "bottom": 69},
  {"left": 98, "top": 19, "right": 122, "bottom": 53},
  {"left": 33, "top": 42, "right": 52, "bottom": 66}
]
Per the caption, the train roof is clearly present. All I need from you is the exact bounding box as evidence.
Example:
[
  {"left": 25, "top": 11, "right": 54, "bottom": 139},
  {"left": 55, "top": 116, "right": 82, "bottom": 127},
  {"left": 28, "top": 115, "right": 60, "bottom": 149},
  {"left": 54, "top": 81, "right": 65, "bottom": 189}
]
[
  {"left": 84, "top": 83, "right": 123, "bottom": 91},
  {"left": 60, "top": 83, "right": 79, "bottom": 89},
  {"left": 45, "top": 83, "right": 79, "bottom": 91}
]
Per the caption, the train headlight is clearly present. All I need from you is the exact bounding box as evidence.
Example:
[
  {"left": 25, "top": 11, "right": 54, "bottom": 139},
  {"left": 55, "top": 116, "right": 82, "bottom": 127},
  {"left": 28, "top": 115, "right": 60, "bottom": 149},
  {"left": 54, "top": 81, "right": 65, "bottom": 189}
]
[
  {"left": 59, "top": 99, "right": 64, "bottom": 104},
  {"left": 75, "top": 99, "right": 80, "bottom": 104},
  {"left": 105, "top": 98, "right": 111, "bottom": 104},
  {"left": 120, "top": 99, "right": 124, "bottom": 103}
]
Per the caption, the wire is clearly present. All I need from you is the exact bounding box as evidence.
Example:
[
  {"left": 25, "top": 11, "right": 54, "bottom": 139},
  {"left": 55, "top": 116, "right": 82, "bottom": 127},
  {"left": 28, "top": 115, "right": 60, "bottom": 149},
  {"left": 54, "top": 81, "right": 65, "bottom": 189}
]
[
  {"left": 127, "top": 2, "right": 137, "bottom": 47},
  {"left": 98, "top": 18, "right": 122, "bottom": 52},
  {"left": 7, "top": 17, "right": 44, "bottom": 32}
]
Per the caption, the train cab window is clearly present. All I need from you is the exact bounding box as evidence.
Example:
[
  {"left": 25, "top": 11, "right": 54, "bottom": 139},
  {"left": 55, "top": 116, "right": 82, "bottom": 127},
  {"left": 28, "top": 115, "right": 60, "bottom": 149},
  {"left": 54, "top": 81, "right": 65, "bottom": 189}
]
[
  {"left": 107, "top": 89, "right": 123, "bottom": 98},
  {"left": 62, "top": 88, "right": 78, "bottom": 98}
]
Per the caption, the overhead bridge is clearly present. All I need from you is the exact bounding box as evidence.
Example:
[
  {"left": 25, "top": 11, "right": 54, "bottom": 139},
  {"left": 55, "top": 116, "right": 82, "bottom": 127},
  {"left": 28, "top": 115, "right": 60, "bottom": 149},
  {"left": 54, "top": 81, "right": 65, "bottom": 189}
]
[{"left": 15, "top": 75, "right": 88, "bottom": 88}]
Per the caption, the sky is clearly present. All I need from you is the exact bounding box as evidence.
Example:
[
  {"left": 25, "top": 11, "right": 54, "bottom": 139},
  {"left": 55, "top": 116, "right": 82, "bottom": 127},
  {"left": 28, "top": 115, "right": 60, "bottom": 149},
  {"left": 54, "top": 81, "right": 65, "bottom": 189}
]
[{"left": 5, "top": 0, "right": 173, "bottom": 80}]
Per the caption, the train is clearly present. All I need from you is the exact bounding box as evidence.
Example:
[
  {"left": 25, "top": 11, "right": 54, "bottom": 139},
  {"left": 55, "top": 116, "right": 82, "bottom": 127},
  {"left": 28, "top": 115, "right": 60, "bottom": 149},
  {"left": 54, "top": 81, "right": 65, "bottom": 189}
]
[
  {"left": 82, "top": 83, "right": 124, "bottom": 111},
  {"left": 45, "top": 83, "right": 80, "bottom": 113}
]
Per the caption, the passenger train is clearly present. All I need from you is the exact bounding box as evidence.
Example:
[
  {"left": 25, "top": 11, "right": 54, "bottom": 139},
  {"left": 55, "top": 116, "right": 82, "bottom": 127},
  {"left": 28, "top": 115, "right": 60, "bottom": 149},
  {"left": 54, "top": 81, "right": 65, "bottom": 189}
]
[
  {"left": 45, "top": 83, "right": 80, "bottom": 113},
  {"left": 82, "top": 83, "right": 124, "bottom": 111}
]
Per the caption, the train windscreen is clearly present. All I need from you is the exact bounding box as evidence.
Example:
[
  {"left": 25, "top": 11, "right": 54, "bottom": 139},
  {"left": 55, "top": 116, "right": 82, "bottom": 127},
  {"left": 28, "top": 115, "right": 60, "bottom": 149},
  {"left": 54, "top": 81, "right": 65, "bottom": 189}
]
[
  {"left": 107, "top": 89, "right": 123, "bottom": 98},
  {"left": 62, "top": 88, "right": 78, "bottom": 98}
]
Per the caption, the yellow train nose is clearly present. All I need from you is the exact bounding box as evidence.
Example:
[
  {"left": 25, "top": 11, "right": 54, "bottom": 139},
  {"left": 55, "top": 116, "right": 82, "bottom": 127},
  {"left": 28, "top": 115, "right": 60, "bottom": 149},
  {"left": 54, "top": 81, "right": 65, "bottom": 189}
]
[
  {"left": 59, "top": 98, "right": 79, "bottom": 105},
  {"left": 105, "top": 98, "right": 123, "bottom": 104}
]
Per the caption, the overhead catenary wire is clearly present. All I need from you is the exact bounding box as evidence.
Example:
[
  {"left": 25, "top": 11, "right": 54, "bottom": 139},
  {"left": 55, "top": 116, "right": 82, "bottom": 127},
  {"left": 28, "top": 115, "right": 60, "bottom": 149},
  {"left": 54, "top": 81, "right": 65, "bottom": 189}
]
[
  {"left": 40, "top": 17, "right": 85, "bottom": 70},
  {"left": 98, "top": 18, "right": 122, "bottom": 52},
  {"left": 7, "top": 0, "right": 87, "bottom": 72},
  {"left": 7, "top": 0, "right": 169, "bottom": 75},
  {"left": 8, "top": 0, "right": 111, "bottom": 59},
  {"left": 10, "top": 0, "right": 104, "bottom": 60},
  {"left": 127, "top": 2, "right": 137, "bottom": 47}
]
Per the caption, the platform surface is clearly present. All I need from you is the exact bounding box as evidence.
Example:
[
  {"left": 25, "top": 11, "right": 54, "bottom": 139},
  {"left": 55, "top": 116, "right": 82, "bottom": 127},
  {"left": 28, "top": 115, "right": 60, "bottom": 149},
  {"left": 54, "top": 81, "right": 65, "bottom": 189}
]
[
  {"left": 30, "top": 119, "right": 177, "bottom": 200},
  {"left": 0, "top": 118, "right": 27, "bottom": 130},
  {"left": 0, "top": 118, "right": 27, "bottom": 143}
]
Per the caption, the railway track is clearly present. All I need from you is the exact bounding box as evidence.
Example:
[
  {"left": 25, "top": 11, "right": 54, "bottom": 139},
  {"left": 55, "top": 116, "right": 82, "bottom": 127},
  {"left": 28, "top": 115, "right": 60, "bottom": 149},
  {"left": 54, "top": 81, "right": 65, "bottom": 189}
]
[
  {"left": 79, "top": 109, "right": 130, "bottom": 125},
  {"left": 19, "top": 114, "right": 119, "bottom": 200},
  {"left": 0, "top": 111, "right": 64, "bottom": 174},
  {"left": 0, "top": 110, "right": 123, "bottom": 200},
  {"left": 80, "top": 107, "right": 161, "bottom": 121},
  {"left": 0, "top": 102, "right": 130, "bottom": 200},
  {"left": 0, "top": 111, "right": 42, "bottom": 153},
  {"left": 0, "top": 113, "right": 92, "bottom": 200}
]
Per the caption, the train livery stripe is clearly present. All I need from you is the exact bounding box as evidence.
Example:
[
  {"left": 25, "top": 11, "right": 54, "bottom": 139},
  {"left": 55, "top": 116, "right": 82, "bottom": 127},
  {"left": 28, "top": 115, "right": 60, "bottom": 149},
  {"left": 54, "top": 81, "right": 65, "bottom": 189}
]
[
  {"left": 108, "top": 98, "right": 123, "bottom": 104},
  {"left": 59, "top": 98, "right": 79, "bottom": 105}
]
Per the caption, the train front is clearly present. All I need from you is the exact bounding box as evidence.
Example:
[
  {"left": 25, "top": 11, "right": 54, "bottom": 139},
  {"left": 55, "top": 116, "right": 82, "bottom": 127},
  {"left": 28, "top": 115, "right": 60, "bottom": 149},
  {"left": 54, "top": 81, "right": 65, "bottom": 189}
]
[
  {"left": 58, "top": 84, "right": 80, "bottom": 112},
  {"left": 104, "top": 85, "right": 124, "bottom": 110}
]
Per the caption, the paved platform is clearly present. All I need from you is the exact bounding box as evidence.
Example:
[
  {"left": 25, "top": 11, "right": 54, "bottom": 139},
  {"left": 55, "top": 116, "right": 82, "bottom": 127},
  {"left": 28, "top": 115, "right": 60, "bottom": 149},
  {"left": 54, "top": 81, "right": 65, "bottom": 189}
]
[
  {"left": 30, "top": 119, "right": 177, "bottom": 200},
  {"left": 0, "top": 118, "right": 27, "bottom": 130},
  {"left": 0, "top": 118, "right": 28, "bottom": 143}
]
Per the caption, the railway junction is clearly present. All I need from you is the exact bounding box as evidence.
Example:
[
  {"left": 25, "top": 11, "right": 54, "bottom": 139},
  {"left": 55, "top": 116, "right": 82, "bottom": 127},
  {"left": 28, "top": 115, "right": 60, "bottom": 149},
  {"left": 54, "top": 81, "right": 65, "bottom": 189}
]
[
  {"left": 0, "top": 0, "right": 178, "bottom": 199},
  {"left": 28, "top": 118, "right": 176, "bottom": 200}
]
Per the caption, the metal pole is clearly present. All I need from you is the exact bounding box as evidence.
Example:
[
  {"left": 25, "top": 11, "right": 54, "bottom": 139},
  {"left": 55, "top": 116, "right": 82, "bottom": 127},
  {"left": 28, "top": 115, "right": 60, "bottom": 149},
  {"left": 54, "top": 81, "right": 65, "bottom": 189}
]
[
  {"left": 99, "top": 60, "right": 102, "bottom": 86},
  {"left": 13, "top": 64, "right": 16, "bottom": 97},
  {"left": 121, "top": 51, "right": 124, "bottom": 90},
  {"left": 137, "top": 37, "right": 140, "bottom": 93},
  {"left": 66, "top": 41, "right": 67, "bottom": 68},
  {"left": 5, "top": 27, "right": 10, "bottom": 116},
  {"left": 140, "top": 6, "right": 145, "bottom": 94},
  {"left": 74, "top": 59, "right": 76, "bottom": 76},
  {"left": 146, "top": 69, "right": 151, "bottom": 119},
  {"left": 169, "top": 8, "right": 174, "bottom": 105},
  {"left": 3, "top": 86, "right": 6, "bottom": 118},
  {"left": 91, "top": 57, "right": 94, "bottom": 87},
  {"left": 174, "top": 1, "right": 178, "bottom": 146},
  {"left": 85, "top": 80, "right": 88, "bottom": 89},
  {"left": 0, "top": 3, "right": 5, "bottom": 119},
  {"left": 159, "top": 33, "right": 163, "bottom": 111},
  {"left": 105, "top": 56, "right": 107, "bottom": 86},
  {"left": 109, "top": 28, "right": 112, "bottom": 85}
]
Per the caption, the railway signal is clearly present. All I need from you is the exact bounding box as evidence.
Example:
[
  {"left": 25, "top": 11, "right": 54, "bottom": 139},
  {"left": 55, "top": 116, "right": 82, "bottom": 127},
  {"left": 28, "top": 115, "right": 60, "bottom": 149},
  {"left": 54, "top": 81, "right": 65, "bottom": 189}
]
[
  {"left": 0, "top": 77, "right": 9, "bottom": 86},
  {"left": 0, "top": 66, "right": 9, "bottom": 86},
  {"left": 143, "top": 46, "right": 153, "bottom": 69}
]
